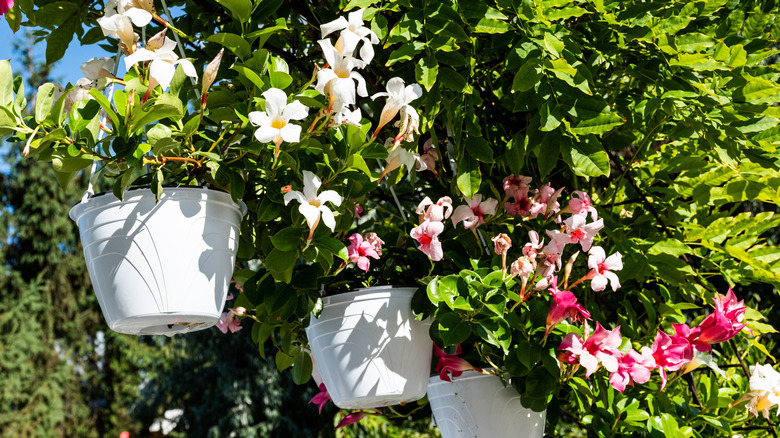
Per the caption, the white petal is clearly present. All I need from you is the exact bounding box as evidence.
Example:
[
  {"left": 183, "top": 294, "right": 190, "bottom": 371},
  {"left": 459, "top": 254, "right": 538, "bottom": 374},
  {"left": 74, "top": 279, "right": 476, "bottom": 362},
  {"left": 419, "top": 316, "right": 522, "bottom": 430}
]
[
  {"left": 283, "top": 190, "right": 306, "bottom": 205},
  {"left": 320, "top": 16, "right": 348, "bottom": 38},
  {"left": 177, "top": 59, "right": 198, "bottom": 79},
  {"left": 262, "top": 88, "right": 288, "bottom": 118},
  {"left": 590, "top": 274, "right": 607, "bottom": 292},
  {"left": 299, "top": 203, "right": 322, "bottom": 230},
  {"left": 278, "top": 124, "right": 301, "bottom": 143},
  {"left": 282, "top": 100, "right": 309, "bottom": 121},
  {"left": 350, "top": 72, "right": 368, "bottom": 97},
  {"left": 319, "top": 206, "right": 336, "bottom": 231},
  {"left": 318, "top": 190, "right": 342, "bottom": 207},
  {"left": 149, "top": 59, "right": 176, "bottom": 90},
  {"left": 347, "top": 9, "right": 365, "bottom": 27},
  {"left": 331, "top": 78, "right": 356, "bottom": 105},
  {"left": 302, "top": 170, "right": 321, "bottom": 200},
  {"left": 588, "top": 246, "right": 606, "bottom": 269},
  {"left": 358, "top": 40, "right": 375, "bottom": 65},
  {"left": 406, "top": 83, "right": 423, "bottom": 102},
  {"left": 317, "top": 39, "right": 339, "bottom": 69},
  {"left": 254, "top": 126, "right": 280, "bottom": 143},
  {"left": 125, "top": 7, "right": 153, "bottom": 26},
  {"left": 386, "top": 77, "right": 406, "bottom": 98},
  {"left": 338, "top": 31, "right": 362, "bottom": 58},
  {"left": 124, "top": 48, "right": 155, "bottom": 71},
  {"left": 248, "top": 111, "right": 270, "bottom": 127},
  {"left": 315, "top": 69, "right": 338, "bottom": 95}
]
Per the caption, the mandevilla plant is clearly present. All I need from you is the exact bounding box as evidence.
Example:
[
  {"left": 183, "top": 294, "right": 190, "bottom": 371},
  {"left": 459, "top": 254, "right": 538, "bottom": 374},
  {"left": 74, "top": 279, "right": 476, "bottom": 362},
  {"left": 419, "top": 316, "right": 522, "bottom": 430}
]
[{"left": 3, "top": 0, "right": 780, "bottom": 436}]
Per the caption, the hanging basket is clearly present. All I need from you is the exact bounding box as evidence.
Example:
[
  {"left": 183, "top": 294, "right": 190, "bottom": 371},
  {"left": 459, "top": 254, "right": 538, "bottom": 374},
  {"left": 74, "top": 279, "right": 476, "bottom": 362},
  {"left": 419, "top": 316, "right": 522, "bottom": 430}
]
[
  {"left": 428, "top": 371, "right": 546, "bottom": 438},
  {"left": 69, "top": 187, "right": 245, "bottom": 336},
  {"left": 306, "top": 286, "right": 433, "bottom": 409}
]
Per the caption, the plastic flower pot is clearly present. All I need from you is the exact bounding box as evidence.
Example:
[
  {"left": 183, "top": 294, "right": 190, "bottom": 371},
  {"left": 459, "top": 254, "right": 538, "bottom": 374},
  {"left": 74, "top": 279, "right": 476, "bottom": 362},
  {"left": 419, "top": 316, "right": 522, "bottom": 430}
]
[
  {"left": 69, "top": 187, "right": 245, "bottom": 336},
  {"left": 427, "top": 371, "right": 546, "bottom": 438},
  {"left": 305, "top": 286, "right": 433, "bottom": 409}
]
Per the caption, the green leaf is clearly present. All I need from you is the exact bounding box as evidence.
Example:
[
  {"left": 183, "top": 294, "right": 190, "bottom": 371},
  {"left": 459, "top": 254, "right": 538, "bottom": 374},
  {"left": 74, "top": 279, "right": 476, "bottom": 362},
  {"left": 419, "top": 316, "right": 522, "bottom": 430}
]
[
  {"left": 292, "top": 349, "right": 313, "bottom": 385},
  {"left": 415, "top": 56, "right": 438, "bottom": 92},
  {"left": 465, "top": 136, "right": 494, "bottom": 163},
  {"left": 271, "top": 227, "right": 304, "bottom": 252},
  {"left": 51, "top": 151, "right": 93, "bottom": 173},
  {"left": 571, "top": 112, "right": 624, "bottom": 135},
  {"left": 0, "top": 59, "right": 12, "bottom": 107},
  {"left": 265, "top": 248, "right": 299, "bottom": 284},
  {"left": 45, "top": 20, "right": 76, "bottom": 65},
  {"left": 386, "top": 41, "right": 426, "bottom": 67},
  {"left": 275, "top": 350, "right": 296, "bottom": 371},
  {"left": 207, "top": 33, "right": 251, "bottom": 61},
  {"left": 512, "top": 60, "right": 542, "bottom": 92},
  {"left": 648, "top": 239, "right": 692, "bottom": 257},
  {"left": 215, "top": 0, "right": 252, "bottom": 24},
  {"left": 129, "top": 95, "right": 183, "bottom": 133},
  {"left": 537, "top": 130, "right": 561, "bottom": 179},
  {"left": 437, "top": 312, "right": 472, "bottom": 345},
  {"left": 456, "top": 154, "right": 481, "bottom": 198},
  {"left": 34, "top": 83, "right": 56, "bottom": 124},
  {"left": 87, "top": 88, "right": 120, "bottom": 130},
  {"left": 312, "top": 236, "right": 349, "bottom": 261},
  {"left": 229, "top": 171, "right": 245, "bottom": 204},
  {"left": 152, "top": 168, "right": 163, "bottom": 202},
  {"left": 569, "top": 137, "right": 610, "bottom": 177}
]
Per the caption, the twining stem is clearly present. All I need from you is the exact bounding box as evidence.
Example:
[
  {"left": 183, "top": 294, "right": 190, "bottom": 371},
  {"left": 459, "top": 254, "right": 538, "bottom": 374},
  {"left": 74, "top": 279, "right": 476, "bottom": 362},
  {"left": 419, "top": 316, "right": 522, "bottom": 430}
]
[
  {"left": 683, "top": 373, "right": 702, "bottom": 407},
  {"left": 143, "top": 156, "right": 202, "bottom": 167},
  {"left": 153, "top": 14, "right": 192, "bottom": 41}
]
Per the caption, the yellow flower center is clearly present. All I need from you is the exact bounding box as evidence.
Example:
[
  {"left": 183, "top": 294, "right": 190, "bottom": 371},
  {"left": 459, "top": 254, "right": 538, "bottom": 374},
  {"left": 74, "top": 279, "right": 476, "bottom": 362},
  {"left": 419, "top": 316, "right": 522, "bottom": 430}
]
[
  {"left": 271, "top": 118, "right": 286, "bottom": 130},
  {"left": 309, "top": 199, "right": 321, "bottom": 208},
  {"left": 334, "top": 67, "right": 350, "bottom": 79}
]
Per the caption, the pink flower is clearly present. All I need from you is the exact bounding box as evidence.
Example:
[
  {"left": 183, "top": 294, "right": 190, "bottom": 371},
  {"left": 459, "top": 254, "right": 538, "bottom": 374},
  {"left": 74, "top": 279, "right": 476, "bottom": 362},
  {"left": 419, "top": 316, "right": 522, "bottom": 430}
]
[
  {"left": 492, "top": 233, "right": 512, "bottom": 255},
  {"left": 410, "top": 219, "right": 444, "bottom": 261},
  {"left": 336, "top": 411, "right": 368, "bottom": 428},
  {"left": 434, "top": 344, "right": 482, "bottom": 382},
  {"left": 309, "top": 383, "right": 331, "bottom": 414},
  {"left": 586, "top": 246, "right": 623, "bottom": 291},
  {"left": 216, "top": 310, "right": 242, "bottom": 334},
  {"left": 563, "top": 215, "right": 604, "bottom": 252},
  {"left": 416, "top": 196, "right": 453, "bottom": 222},
  {"left": 545, "top": 277, "right": 591, "bottom": 337},
  {"left": 363, "top": 232, "right": 384, "bottom": 256},
  {"left": 609, "top": 348, "right": 655, "bottom": 393},
  {"left": 417, "top": 139, "right": 439, "bottom": 174},
  {"left": 522, "top": 231, "right": 544, "bottom": 258},
  {"left": 353, "top": 204, "right": 363, "bottom": 219},
  {"left": 347, "top": 233, "right": 381, "bottom": 271},
  {"left": 452, "top": 194, "right": 498, "bottom": 229},
  {"left": 650, "top": 330, "right": 692, "bottom": 390},
  {"left": 529, "top": 184, "right": 563, "bottom": 219},
  {"left": 558, "top": 322, "right": 623, "bottom": 377},
  {"left": 503, "top": 175, "right": 532, "bottom": 199},
  {"left": 0, "top": 0, "right": 13, "bottom": 15},
  {"left": 505, "top": 196, "right": 532, "bottom": 217},
  {"left": 567, "top": 190, "right": 598, "bottom": 220},
  {"left": 510, "top": 256, "right": 536, "bottom": 279},
  {"left": 695, "top": 288, "right": 749, "bottom": 348}
]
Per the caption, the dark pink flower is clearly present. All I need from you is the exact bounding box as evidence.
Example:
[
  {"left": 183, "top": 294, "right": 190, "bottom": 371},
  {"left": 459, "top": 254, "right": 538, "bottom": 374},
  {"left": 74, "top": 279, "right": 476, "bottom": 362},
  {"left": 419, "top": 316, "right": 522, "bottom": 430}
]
[
  {"left": 0, "top": 0, "right": 13, "bottom": 15},
  {"left": 347, "top": 233, "right": 381, "bottom": 271},
  {"left": 503, "top": 175, "right": 532, "bottom": 199},
  {"left": 434, "top": 344, "right": 482, "bottom": 382},
  {"left": 650, "top": 329, "right": 692, "bottom": 390},
  {"left": 309, "top": 383, "right": 331, "bottom": 414},
  {"left": 609, "top": 348, "right": 655, "bottom": 392},
  {"left": 353, "top": 204, "right": 363, "bottom": 219},
  {"left": 558, "top": 323, "right": 622, "bottom": 377},
  {"left": 336, "top": 411, "right": 368, "bottom": 429},
  {"left": 505, "top": 196, "right": 532, "bottom": 217},
  {"left": 695, "top": 288, "right": 749, "bottom": 348},
  {"left": 545, "top": 277, "right": 591, "bottom": 338},
  {"left": 216, "top": 310, "right": 242, "bottom": 334},
  {"left": 452, "top": 194, "right": 498, "bottom": 229},
  {"left": 410, "top": 219, "right": 444, "bottom": 261}
]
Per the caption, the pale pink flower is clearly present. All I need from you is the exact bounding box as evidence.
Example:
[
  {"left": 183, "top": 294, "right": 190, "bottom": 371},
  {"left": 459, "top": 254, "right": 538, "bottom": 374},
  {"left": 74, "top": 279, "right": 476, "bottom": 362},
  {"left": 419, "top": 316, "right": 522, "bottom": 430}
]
[
  {"left": 216, "top": 310, "right": 242, "bottom": 334},
  {"left": 586, "top": 246, "right": 623, "bottom": 292},
  {"left": 609, "top": 348, "right": 655, "bottom": 393},
  {"left": 353, "top": 204, "right": 363, "bottom": 219},
  {"left": 503, "top": 175, "right": 532, "bottom": 199},
  {"left": 346, "top": 233, "right": 381, "bottom": 271},
  {"left": 510, "top": 256, "right": 536, "bottom": 279},
  {"left": 451, "top": 194, "right": 498, "bottom": 230},
  {"left": 434, "top": 344, "right": 482, "bottom": 382},
  {"left": 695, "top": 288, "right": 749, "bottom": 348},
  {"left": 564, "top": 215, "right": 603, "bottom": 252},
  {"left": 416, "top": 196, "right": 453, "bottom": 222},
  {"left": 545, "top": 277, "right": 590, "bottom": 337},
  {"left": 505, "top": 196, "right": 532, "bottom": 217},
  {"left": 492, "top": 233, "right": 512, "bottom": 255},
  {"left": 522, "top": 231, "right": 544, "bottom": 258},
  {"left": 558, "top": 323, "right": 623, "bottom": 377},
  {"left": 363, "top": 232, "right": 384, "bottom": 256},
  {"left": 567, "top": 190, "right": 598, "bottom": 220},
  {"left": 309, "top": 383, "right": 331, "bottom": 414},
  {"left": 417, "top": 139, "right": 439, "bottom": 173},
  {"left": 529, "top": 184, "right": 563, "bottom": 219},
  {"left": 410, "top": 219, "right": 444, "bottom": 261}
]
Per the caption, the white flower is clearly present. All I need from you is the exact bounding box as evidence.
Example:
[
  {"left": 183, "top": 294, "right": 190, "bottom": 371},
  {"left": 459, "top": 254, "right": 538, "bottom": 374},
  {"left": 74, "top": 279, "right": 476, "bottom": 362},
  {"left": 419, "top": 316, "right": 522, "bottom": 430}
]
[
  {"left": 248, "top": 88, "right": 309, "bottom": 155},
  {"left": 315, "top": 39, "right": 368, "bottom": 109},
  {"left": 81, "top": 57, "right": 115, "bottom": 82},
  {"left": 97, "top": 11, "right": 138, "bottom": 54},
  {"left": 120, "top": 0, "right": 155, "bottom": 26},
  {"left": 284, "top": 170, "right": 343, "bottom": 240},
  {"left": 737, "top": 364, "right": 780, "bottom": 419},
  {"left": 320, "top": 8, "right": 379, "bottom": 65},
  {"left": 380, "top": 146, "right": 419, "bottom": 181},
  {"left": 371, "top": 77, "right": 422, "bottom": 139},
  {"left": 332, "top": 105, "right": 362, "bottom": 127},
  {"left": 124, "top": 30, "right": 198, "bottom": 91}
]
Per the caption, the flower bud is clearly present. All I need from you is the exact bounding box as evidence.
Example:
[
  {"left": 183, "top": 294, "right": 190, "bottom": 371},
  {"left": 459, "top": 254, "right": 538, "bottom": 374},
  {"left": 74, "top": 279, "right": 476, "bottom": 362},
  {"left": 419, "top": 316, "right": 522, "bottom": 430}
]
[
  {"left": 492, "top": 233, "right": 512, "bottom": 255},
  {"left": 201, "top": 48, "right": 224, "bottom": 98}
]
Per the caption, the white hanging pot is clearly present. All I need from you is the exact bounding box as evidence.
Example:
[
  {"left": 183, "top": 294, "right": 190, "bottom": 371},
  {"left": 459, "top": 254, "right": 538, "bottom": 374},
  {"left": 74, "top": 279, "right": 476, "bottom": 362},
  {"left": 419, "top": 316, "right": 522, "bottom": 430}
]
[
  {"left": 306, "top": 286, "right": 433, "bottom": 409},
  {"left": 69, "top": 187, "right": 245, "bottom": 336},
  {"left": 428, "top": 371, "right": 546, "bottom": 438}
]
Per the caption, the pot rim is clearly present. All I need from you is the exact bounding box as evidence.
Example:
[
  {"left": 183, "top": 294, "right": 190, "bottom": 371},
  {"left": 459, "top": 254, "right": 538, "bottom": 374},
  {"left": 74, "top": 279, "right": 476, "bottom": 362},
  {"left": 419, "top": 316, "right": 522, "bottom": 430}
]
[{"left": 69, "top": 186, "right": 246, "bottom": 222}]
